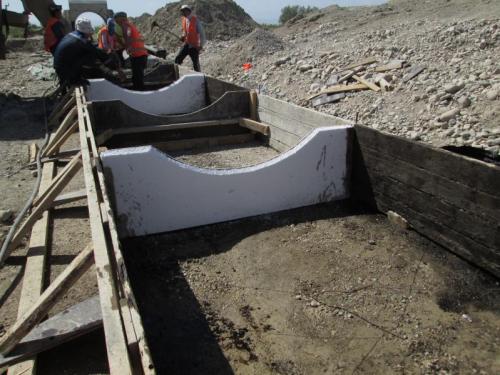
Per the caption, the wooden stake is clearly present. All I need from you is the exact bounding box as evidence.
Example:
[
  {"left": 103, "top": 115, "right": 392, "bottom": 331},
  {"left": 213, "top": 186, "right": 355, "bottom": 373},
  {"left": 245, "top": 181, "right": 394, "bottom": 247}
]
[
  {"left": 0, "top": 244, "right": 94, "bottom": 355},
  {"left": 307, "top": 83, "right": 368, "bottom": 101},
  {"left": 249, "top": 90, "right": 258, "bottom": 121}
]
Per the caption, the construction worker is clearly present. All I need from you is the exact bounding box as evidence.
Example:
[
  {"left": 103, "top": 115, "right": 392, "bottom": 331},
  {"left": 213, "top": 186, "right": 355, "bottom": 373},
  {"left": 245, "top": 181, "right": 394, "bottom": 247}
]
[
  {"left": 175, "top": 5, "right": 206, "bottom": 72},
  {"left": 53, "top": 18, "right": 123, "bottom": 89},
  {"left": 114, "top": 12, "right": 148, "bottom": 90},
  {"left": 44, "top": 3, "right": 66, "bottom": 55},
  {"left": 97, "top": 18, "right": 117, "bottom": 53}
]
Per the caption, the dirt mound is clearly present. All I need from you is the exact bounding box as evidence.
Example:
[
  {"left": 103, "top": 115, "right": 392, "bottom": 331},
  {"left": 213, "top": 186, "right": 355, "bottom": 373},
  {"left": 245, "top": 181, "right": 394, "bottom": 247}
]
[
  {"left": 136, "top": 0, "right": 258, "bottom": 49},
  {"left": 204, "top": 28, "right": 287, "bottom": 76}
]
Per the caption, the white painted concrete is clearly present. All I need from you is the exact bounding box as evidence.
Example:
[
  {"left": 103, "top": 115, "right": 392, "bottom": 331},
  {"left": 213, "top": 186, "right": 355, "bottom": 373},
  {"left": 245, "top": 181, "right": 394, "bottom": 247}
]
[
  {"left": 101, "top": 126, "right": 352, "bottom": 237},
  {"left": 86, "top": 74, "right": 206, "bottom": 115}
]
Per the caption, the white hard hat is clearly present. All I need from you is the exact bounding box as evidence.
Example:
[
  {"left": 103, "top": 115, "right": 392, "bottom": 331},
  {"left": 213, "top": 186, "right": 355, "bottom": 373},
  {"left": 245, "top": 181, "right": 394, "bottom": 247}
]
[
  {"left": 180, "top": 5, "right": 191, "bottom": 11},
  {"left": 76, "top": 17, "right": 93, "bottom": 34}
]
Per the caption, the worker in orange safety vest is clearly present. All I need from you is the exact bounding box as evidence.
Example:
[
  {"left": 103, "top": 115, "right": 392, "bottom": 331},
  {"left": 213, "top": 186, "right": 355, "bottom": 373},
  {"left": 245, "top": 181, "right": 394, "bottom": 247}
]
[
  {"left": 97, "top": 18, "right": 117, "bottom": 53},
  {"left": 114, "top": 11, "right": 148, "bottom": 90},
  {"left": 174, "top": 4, "right": 206, "bottom": 72},
  {"left": 44, "top": 3, "right": 66, "bottom": 55}
]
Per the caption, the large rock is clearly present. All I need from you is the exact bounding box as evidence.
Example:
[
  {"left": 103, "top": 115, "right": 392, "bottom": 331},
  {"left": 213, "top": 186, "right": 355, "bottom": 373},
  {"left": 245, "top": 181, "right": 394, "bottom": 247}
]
[{"left": 437, "top": 108, "right": 460, "bottom": 122}]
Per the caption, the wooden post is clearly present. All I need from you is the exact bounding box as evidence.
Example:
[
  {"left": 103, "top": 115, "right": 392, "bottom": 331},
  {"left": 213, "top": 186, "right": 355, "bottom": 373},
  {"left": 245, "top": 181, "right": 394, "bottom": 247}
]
[
  {"left": 239, "top": 118, "right": 270, "bottom": 136},
  {"left": 0, "top": 244, "right": 94, "bottom": 355},
  {"left": 249, "top": 90, "right": 258, "bottom": 121}
]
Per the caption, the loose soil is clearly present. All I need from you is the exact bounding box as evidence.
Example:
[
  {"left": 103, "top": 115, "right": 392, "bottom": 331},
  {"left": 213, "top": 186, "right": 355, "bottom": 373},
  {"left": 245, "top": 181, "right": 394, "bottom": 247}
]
[{"left": 122, "top": 146, "right": 500, "bottom": 375}]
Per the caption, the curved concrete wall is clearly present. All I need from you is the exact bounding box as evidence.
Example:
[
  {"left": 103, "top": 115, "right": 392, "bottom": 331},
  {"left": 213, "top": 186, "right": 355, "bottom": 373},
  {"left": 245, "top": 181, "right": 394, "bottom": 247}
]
[
  {"left": 101, "top": 126, "right": 353, "bottom": 237},
  {"left": 86, "top": 73, "right": 206, "bottom": 116}
]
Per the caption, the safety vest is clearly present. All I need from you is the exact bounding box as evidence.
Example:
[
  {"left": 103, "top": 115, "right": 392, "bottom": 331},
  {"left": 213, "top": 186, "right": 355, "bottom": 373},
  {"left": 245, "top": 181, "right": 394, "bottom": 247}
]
[
  {"left": 182, "top": 15, "right": 200, "bottom": 48},
  {"left": 44, "top": 17, "right": 60, "bottom": 52},
  {"left": 97, "top": 27, "right": 116, "bottom": 50},
  {"left": 124, "top": 22, "right": 147, "bottom": 58}
]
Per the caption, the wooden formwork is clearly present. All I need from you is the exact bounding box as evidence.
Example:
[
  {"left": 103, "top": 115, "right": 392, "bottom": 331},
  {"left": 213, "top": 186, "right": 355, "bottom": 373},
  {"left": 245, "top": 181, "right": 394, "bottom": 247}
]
[{"left": 0, "top": 88, "right": 155, "bottom": 374}]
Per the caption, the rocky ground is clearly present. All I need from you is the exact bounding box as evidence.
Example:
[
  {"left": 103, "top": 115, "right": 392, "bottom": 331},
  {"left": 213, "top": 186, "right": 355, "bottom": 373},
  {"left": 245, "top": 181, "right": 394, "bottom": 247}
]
[{"left": 194, "top": 0, "right": 500, "bottom": 154}]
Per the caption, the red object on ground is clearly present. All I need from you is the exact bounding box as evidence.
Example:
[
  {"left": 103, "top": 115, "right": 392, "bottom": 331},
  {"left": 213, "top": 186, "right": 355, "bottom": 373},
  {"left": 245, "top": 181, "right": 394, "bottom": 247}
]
[{"left": 242, "top": 63, "right": 253, "bottom": 71}]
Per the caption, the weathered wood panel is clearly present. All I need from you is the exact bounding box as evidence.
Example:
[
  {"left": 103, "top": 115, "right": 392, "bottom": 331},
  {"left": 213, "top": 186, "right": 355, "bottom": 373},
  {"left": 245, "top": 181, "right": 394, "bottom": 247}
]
[
  {"left": 204, "top": 76, "right": 247, "bottom": 103},
  {"left": 89, "top": 91, "right": 250, "bottom": 132},
  {"left": 258, "top": 95, "right": 351, "bottom": 151},
  {"left": 352, "top": 125, "right": 500, "bottom": 277}
]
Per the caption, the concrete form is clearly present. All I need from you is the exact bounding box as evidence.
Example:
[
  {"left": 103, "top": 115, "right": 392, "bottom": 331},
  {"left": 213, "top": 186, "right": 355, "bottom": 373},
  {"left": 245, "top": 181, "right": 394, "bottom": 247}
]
[
  {"left": 86, "top": 74, "right": 206, "bottom": 116},
  {"left": 101, "top": 126, "right": 353, "bottom": 237}
]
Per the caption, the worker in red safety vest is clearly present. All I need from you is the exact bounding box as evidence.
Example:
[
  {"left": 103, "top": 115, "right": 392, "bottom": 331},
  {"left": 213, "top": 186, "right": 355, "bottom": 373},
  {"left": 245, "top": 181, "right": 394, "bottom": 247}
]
[
  {"left": 97, "top": 18, "right": 117, "bottom": 53},
  {"left": 114, "top": 12, "right": 148, "bottom": 90},
  {"left": 175, "top": 5, "right": 206, "bottom": 72},
  {"left": 44, "top": 3, "right": 66, "bottom": 55}
]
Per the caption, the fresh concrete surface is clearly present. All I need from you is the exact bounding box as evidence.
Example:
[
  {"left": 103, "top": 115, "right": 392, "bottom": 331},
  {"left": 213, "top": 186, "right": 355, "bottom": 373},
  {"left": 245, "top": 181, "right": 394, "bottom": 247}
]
[
  {"left": 101, "top": 126, "right": 353, "bottom": 237},
  {"left": 86, "top": 74, "right": 206, "bottom": 115}
]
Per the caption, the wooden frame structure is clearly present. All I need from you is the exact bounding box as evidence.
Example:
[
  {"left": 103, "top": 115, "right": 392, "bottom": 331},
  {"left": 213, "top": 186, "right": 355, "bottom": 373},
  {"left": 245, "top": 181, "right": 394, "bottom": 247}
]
[{"left": 0, "top": 88, "right": 155, "bottom": 374}]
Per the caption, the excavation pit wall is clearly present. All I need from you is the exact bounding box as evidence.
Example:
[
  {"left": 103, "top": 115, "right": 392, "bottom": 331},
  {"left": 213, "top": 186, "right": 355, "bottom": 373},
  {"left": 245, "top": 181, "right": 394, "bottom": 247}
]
[{"left": 82, "top": 77, "right": 500, "bottom": 373}]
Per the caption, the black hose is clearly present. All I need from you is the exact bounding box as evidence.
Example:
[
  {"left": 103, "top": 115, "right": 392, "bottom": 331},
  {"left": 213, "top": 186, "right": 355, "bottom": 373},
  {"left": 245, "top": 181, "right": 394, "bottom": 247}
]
[{"left": 0, "top": 85, "right": 58, "bottom": 267}]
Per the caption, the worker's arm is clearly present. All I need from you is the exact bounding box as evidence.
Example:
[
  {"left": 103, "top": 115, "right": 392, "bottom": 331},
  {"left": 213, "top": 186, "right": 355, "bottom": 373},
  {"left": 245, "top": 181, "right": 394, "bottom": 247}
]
[
  {"left": 196, "top": 19, "right": 206, "bottom": 49},
  {"left": 52, "top": 21, "right": 65, "bottom": 42}
]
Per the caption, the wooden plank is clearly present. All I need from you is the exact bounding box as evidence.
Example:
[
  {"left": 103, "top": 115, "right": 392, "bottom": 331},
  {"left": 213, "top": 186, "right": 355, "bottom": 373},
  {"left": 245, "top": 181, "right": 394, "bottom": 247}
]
[
  {"left": 352, "top": 75, "right": 381, "bottom": 92},
  {"left": 48, "top": 94, "right": 75, "bottom": 126},
  {"left": 359, "top": 146, "right": 500, "bottom": 222},
  {"left": 0, "top": 296, "right": 101, "bottom": 371},
  {"left": 402, "top": 65, "right": 425, "bottom": 82},
  {"left": 338, "top": 66, "right": 365, "bottom": 84},
  {"left": 80, "top": 99, "right": 155, "bottom": 374},
  {"left": 52, "top": 189, "right": 87, "bottom": 208},
  {"left": 0, "top": 245, "right": 94, "bottom": 355},
  {"left": 307, "top": 83, "right": 368, "bottom": 101},
  {"left": 375, "top": 60, "right": 404, "bottom": 72},
  {"left": 32, "top": 153, "right": 82, "bottom": 208},
  {"left": 76, "top": 89, "right": 133, "bottom": 375},
  {"left": 152, "top": 133, "right": 255, "bottom": 153},
  {"left": 4, "top": 157, "right": 81, "bottom": 260},
  {"left": 44, "top": 121, "right": 78, "bottom": 157},
  {"left": 45, "top": 107, "right": 78, "bottom": 153},
  {"left": 111, "top": 119, "right": 237, "bottom": 138},
  {"left": 343, "top": 57, "right": 377, "bottom": 71},
  {"left": 355, "top": 125, "right": 500, "bottom": 196},
  {"left": 239, "top": 118, "right": 270, "bottom": 136},
  {"left": 311, "top": 93, "right": 345, "bottom": 107},
  {"left": 8, "top": 162, "right": 55, "bottom": 375},
  {"left": 375, "top": 193, "right": 500, "bottom": 278}
]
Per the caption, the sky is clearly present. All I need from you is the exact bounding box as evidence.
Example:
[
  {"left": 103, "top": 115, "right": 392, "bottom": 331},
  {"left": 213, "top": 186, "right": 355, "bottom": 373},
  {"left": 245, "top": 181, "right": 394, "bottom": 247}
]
[{"left": 4, "top": 0, "right": 387, "bottom": 25}]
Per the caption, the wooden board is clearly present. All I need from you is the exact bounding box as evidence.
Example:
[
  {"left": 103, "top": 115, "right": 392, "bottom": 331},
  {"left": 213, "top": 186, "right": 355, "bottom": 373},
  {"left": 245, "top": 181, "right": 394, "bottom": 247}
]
[
  {"left": 308, "top": 83, "right": 368, "bottom": 100},
  {"left": 239, "top": 118, "right": 270, "bottom": 135},
  {"left": 80, "top": 92, "right": 155, "bottom": 374},
  {"left": 343, "top": 57, "right": 377, "bottom": 71},
  {"left": 352, "top": 75, "right": 381, "bottom": 92},
  {"left": 402, "top": 65, "right": 425, "bottom": 82},
  {"left": 352, "top": 125, "right": 500, "bottom": 277},
  {"left": 76, "top": 89, "right": 134, "bottom": 375},
  {"left": 90, "top": 91, "right": 250, "bottom": 132},
  {"left": 311, "top": 93, "right": 346, "bottom": 107},
  {"left": 52, "top": 189, "right": 87, "bottom": 208},
  {"left": 0, "top": 245, "right": 94, "bottom": 355},
  {"left": 152, "top": 133, "right": 255, "bottom": 153},
  {"left": 375, "top": 60, "right": 404, "bottom": 72},
  {"left": 0, "top": 296, "right": 101, "bottom": 371},
  {"left": 9, "top": 162, "right": 55, "bottom": 375}
]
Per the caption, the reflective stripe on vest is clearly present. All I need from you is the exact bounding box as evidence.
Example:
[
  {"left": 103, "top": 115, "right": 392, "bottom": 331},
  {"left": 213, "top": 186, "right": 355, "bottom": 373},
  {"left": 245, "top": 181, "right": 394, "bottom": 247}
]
[
  {"left": 44, "top": 17, "right": 60, "bottom": 52},
  {"left": 125, "top": 22, "right": 148, "bottom": 57},
  {"left": 182, "top": 15, "right": 200, "bottom": 48}
]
